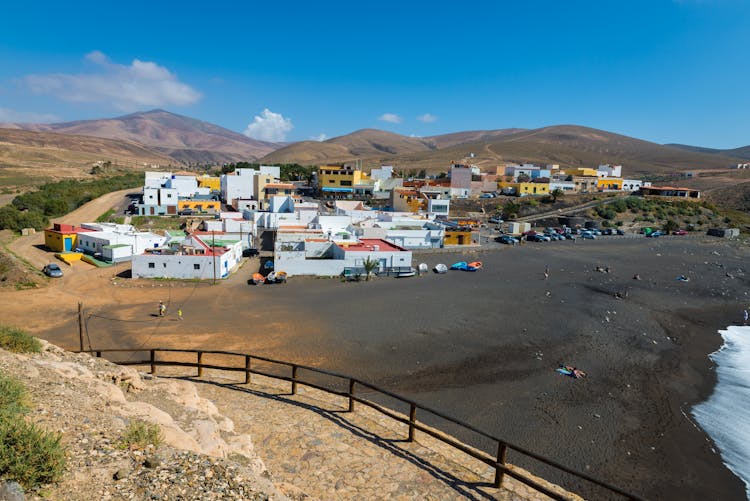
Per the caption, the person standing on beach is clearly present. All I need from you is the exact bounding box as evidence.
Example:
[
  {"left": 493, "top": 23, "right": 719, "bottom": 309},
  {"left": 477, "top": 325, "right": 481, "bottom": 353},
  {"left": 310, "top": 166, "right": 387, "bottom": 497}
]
[
  {"left": 744, "top": 309, "right": 748, "bottom": 325},
  {"left": 158, "top": 301, "right": 166, "bottom": 317},
  {"left": 178, "top": 308, "right": 183, "bottom": 321},
  {"left": 544, "top": 264, "right": 549, "bottom": 280}
]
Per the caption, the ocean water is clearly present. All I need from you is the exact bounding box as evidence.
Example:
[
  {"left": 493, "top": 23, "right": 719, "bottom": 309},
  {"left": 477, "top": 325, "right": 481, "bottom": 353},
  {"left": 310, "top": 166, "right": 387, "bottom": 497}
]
[{"left": 693, "top": 325, "right": 750, "bottom": 500}]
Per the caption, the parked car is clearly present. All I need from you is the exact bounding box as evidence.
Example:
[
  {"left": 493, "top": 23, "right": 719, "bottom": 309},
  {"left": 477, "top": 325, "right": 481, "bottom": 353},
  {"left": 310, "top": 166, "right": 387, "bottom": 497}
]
[
  {"left": 479, "top": 193, "right": 495, "bottom": 198},
  {"left": 580, "top": 232, "right": 597, "bottom": 240},
  {"left": 178, "top": 208, "right": 194, "bottom": 216},
  {"left": 497, "top": 235, "right": 519, "bottom": 245},
  {"left": 616, "top": 229, "right": 625, "bottom": 235},
  {"left": 601, "top": 228, "right": 614, "bottom": 236},
  {"left": 488, "top": 216, "right": 504, "bottom": 224},
  {"left": 564, "top": 233, "right": 576, "bottom": 241},
  {"left": 531, "top": 234, "right": 550, "bottom": 242},
  {"left": 648, "top": 230, "right": 664, "bottom": 238},
  {"left": 43, "top": 263, "right": 63, "bottom": 278},
  {"left": 672, "top": 230, "right": 688, "bottom": 236}
]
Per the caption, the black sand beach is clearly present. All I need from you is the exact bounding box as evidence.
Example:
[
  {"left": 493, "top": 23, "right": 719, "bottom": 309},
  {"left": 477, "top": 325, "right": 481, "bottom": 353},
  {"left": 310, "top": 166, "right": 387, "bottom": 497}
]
[{"left": 32, "top": 236, "right": 750, "bottom": 500}]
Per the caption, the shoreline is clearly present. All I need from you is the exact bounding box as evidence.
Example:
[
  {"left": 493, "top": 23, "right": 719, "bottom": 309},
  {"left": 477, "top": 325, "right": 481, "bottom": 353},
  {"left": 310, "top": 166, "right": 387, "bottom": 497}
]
[{"left": 3, "top": 237, "right": 748, "bottom": 499}]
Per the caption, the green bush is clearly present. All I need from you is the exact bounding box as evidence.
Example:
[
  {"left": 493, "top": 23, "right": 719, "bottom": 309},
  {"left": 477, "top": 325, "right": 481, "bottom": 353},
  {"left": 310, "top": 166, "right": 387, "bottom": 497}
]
[
  {"left": 0, "top": 419, "right": 66, "bottom": 490},
  {"left": 0, "top": 326, "right": 41, "bottom": 354},
  {"left": 0, "top": 372, "right": 28, "bottom": 418},
  {"left": 121, "top": 420, "right": 163, "bottom": 449}
]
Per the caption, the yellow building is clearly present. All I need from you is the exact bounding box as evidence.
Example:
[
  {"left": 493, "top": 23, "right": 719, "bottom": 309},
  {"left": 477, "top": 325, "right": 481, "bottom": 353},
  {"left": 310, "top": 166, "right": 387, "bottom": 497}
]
[
  {"left": 177, "top": 199, "right": 221, "bottom": 213},
  {"left": 318, "top": 165, "right": 369, "bottom": 194},
  {"left": 197, "top": 175, "right": 221, "bottom": 191},
  {"left": 263, "top": 183, "right": 295, "bottom": 198},
  {"left": 390, "top": 188, "right": 426, "bottom": 212},
  {"left": 497, "top": 181, "right": 550, "bottom": 196},
  {"left": 566, "top": 167, "right": 599, "bottom": 177},
  {"left": 44, "top": 223, "right": 88, "bottom": 252},
  {"left": 597, "top": 178, "right": 623, "bottom": 191},
  {"left": 253, "top": 173, "right": 275, "bottom": 201},
  {"left": 444, "top": 229, "right": 478, "bottom": 246}
]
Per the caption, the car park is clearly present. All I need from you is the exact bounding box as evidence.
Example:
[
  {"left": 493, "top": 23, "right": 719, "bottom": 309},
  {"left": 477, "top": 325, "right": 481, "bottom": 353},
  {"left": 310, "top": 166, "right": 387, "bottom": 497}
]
[
  {"left": 497, "top": 235, "right": 519, "bottom": 245},
  {"left": 43, "top": 263, "right": 63, "bottom": 278}
]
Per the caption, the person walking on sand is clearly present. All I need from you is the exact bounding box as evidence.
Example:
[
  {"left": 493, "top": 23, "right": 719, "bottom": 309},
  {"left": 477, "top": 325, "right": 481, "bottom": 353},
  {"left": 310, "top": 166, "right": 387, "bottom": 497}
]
[
  {"left": 544, "top": 264, "right": 549, "bottom": 280},
  {"left": 744, "top": 309, "right": 748, "bottom": 325},
  {"left": 178, "top": 308, "right": 183, "bottom": 321},
  {"left": 158, "top": 300, "right": 166, "bottom": 317}
]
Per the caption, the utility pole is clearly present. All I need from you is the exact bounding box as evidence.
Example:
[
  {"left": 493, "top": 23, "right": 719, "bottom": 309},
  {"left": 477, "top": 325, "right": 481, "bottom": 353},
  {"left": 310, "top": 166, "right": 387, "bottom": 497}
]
[
  {"left": 212, "top": 230, "right": 216, "bottom": 285},
  {"left": 77, "top": 302, "right": 84, "bottom": 352}
]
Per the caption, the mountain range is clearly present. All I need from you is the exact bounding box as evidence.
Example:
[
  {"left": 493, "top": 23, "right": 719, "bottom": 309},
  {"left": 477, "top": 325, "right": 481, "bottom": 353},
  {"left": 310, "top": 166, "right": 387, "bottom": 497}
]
[
  {"left": 1, "top": 110, "right": 747, "bottom": 178},
  {"left": 1, "top": 110, "right": 277, "bottom": 164}
]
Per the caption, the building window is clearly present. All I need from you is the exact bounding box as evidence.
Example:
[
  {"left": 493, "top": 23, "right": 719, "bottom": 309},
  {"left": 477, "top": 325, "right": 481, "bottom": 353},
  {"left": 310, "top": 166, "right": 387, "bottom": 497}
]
[
  {"left": 148, "top": 262, "right": 155, "bottom": 269},
  {"left": 194, "top": 264, "right": 200, "bottom": 270},
  {"left": 340, "top": 180, "right": 352, "bottom": 186}
]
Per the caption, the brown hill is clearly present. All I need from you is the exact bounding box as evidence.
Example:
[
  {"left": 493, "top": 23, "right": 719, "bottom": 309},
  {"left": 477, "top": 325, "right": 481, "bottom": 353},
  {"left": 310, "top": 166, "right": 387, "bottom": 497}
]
[
  {"left": 667, "top": 143, "right": 750, "bottom": 161},
  {"left": 0, "top": 128, "right": 174, "bottom": 186},
  {"left": 263, "top": 125, "right": 743, "bottom": 176},
  {"left": 423, "top": 129, "right": 526, "bottom": 149},
  {"left": 3, "top": 110, "right": 279, "bottom": 164},
  {"left": 262, "top": 129, "right": 435, "bottom": 164}
]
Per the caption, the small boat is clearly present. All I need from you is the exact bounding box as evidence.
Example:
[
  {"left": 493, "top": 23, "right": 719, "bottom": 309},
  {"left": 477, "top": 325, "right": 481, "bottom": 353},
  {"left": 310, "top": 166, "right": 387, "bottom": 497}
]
[
  {"left": 466, "top": 261, "right": 483, "bottom": 271},
  {"left": 274, "top": 271, "right": 288, "bottom": 283},
  {"left": 434, "top": 263, "right": 448, "bottom": 274},
  {"left": 251, "top": 273, "right": 265, "bottom": 285},
  {"left": 418, "top": 263, "right": 429, "bottom": 274},
  {"left": 266, "top": 271, "right": 276, "bottom": 283},
  {"left": 396, "top": 267, "right": 416, "bottom": 278},
  {"left": 450, "top": 261, "right": 468, "bottom": 271}
]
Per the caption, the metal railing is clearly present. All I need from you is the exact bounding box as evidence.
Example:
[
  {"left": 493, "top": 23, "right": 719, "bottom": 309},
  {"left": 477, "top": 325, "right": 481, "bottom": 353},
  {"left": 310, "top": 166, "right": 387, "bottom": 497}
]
[{"left": 80, "top": 347, "right": 646, "bottom": 501}]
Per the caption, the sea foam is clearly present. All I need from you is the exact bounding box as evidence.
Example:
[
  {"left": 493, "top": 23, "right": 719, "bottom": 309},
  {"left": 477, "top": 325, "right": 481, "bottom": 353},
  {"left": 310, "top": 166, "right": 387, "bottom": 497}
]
[{"left": 692, "top": 325, "right": 750, "bottom": 500}]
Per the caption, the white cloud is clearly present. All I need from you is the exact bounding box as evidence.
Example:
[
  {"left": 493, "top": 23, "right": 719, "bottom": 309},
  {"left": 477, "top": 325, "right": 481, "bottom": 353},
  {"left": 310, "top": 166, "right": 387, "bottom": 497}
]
[
  {"left": 243, "top": 109, "right": 294, "bottom": 142},
  {"left": 378, "top": 113, "right": 402, "bottom": 124},
  {"left": 0, "top": 107, "right": 60, "bottom": 123},
  {"left": 23, "top": 51, "right": 201, "bottom": 111},
  {"left": 417, "top": 113, "right": 438, "bottom": 123},
  {"left": 310, "top": 133, "right": 327, "bottom": 142}
]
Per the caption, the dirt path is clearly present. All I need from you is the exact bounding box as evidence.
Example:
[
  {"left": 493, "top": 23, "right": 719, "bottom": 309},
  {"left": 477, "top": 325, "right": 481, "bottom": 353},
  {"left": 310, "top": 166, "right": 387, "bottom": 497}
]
[{"left": 4, "top": 188, "right": 137, "bottom": 270}]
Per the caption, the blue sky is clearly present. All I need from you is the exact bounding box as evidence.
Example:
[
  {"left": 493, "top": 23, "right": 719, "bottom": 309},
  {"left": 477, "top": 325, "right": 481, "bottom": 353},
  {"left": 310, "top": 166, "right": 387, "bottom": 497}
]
[{"left": 0, "top": 0, "right": 748, "bottom": 148}]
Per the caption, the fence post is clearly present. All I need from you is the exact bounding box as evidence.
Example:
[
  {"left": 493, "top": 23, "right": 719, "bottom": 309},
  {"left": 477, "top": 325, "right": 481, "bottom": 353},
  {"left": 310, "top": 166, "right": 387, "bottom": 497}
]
[
  {"left": 197, "top": 351, "right": 203, "bottom": 377},
  {"left": 494, "top": 442, "right": 508, "bottom": 488},
  {"left": 150, "top": 350, "right": 156, "bottom": 375},
  {"left": 348, "top": 379, "right": 355, "bottom": 412},
  {"left": 244, "top": 355, "right": 251, "bottom": 384},
  {"left": 291, "top": 365, "right": 298, "bottom": 394},
  {"left": 408, "top": 404, "right": 417, "bottom": 442}
]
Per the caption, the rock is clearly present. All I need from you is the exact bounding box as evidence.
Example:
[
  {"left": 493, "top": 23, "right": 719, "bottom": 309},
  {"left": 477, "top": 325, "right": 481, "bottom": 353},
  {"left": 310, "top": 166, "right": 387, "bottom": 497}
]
[
  {"left": 144, "top": 455, "right": 162, "bottom": 468},
  {"left": 0, "top": 481, "right": 24, "bottom": 501},
  {"left": 113, "top": 467, "right": 131, "bottom": 480}
]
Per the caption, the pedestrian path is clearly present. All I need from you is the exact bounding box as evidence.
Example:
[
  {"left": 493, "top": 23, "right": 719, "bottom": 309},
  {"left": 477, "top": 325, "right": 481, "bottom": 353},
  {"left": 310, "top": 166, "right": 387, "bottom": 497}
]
[{"left": 183, "top": 369, "right": 579, "bottom": 500}]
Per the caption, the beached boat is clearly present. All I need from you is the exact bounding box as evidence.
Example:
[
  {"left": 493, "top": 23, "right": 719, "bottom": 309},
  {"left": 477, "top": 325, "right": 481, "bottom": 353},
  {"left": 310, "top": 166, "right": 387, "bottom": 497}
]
[
  {"left": 434, "top": 263, "right": 448, "bottom": 274},
  {"left": 467, "top": 261, "right": 483, "bottom": 271},
  {"left": 395, "top": 267, "right": 417, "bottom": 278},
  {"left": 251, "top": 273, "right": 265, "bottom": 285},
  {"left": 450, "top": 261, "right": 468, "bottom": 271},
  {"left": 274, "top": 271, "right": 288, "bottom": 283},
  {"left": 418, "top": 263, "right": 429, "bottom": 274}
]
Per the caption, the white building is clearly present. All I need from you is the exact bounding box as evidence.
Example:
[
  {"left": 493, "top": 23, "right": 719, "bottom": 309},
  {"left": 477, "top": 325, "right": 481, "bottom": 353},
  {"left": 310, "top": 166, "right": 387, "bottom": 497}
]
[
  {"left": 165, "top": 175, "right": 199, "bottom": 197},
  {"left": 75, "top": 223, "right": 167, "bottom": 262},
  {"left": 274, "top": 235, "right": 412, "bottom": 277},
  {"left": 622, "top": 179, "right": 647, "bottom": 191},
  {"left": 370, "top": 165, "right": 394, "bottom": 181},
  {"left": 132, "top": 233, "right": 243, "bottom": 280},
  {"left": 355, "top": 219, "right": 444, "bottom": 249},
  {"left": 597, "top": 164, "right": 622, "bottom": 178}
]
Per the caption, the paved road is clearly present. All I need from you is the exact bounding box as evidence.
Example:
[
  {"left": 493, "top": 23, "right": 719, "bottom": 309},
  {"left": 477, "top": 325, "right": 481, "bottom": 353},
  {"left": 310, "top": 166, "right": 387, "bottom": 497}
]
[{"left": 514, "top": 194, "right": 629, "bottom": 223}]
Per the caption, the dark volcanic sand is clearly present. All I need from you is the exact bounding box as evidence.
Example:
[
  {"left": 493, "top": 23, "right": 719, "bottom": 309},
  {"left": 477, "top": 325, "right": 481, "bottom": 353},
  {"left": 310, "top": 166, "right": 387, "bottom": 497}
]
[{"left": 40, "top": 236, "right": 749, "bottom": 500}]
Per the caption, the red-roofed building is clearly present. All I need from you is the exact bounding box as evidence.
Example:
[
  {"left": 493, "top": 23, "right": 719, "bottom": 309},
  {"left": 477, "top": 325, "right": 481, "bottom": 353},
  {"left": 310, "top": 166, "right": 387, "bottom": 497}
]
[{"left": 44, "top": 223, "right": 95, "bottom": 252}]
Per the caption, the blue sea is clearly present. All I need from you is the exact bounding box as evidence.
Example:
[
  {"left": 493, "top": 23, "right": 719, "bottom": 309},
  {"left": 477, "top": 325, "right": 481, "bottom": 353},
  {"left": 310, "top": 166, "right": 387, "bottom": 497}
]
[{"left": 693, "top": 325, "right": 750, "bottom": 500}]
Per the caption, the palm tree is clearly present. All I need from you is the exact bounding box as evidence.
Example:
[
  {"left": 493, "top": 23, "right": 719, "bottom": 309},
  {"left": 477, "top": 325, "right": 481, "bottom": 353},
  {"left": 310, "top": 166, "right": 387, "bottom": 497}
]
[{"left": 362, "top": 256, "right": 379, "bottom": 281}]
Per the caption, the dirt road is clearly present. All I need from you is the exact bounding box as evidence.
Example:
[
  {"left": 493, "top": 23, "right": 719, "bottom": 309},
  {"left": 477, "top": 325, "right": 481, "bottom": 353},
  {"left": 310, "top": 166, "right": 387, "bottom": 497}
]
[{"left": 5, "top": 188, "right": 138, "bottom": 270}]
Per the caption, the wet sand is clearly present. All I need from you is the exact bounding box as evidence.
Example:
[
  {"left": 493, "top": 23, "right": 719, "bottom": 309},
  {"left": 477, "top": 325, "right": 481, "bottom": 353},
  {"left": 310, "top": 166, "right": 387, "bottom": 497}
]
[{"left": 8, "top": 236, "right": 749, "bottom": 500}]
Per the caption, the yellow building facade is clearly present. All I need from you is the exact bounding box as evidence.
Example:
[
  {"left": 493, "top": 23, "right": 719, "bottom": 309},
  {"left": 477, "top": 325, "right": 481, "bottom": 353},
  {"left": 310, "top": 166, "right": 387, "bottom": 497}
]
[
  {"left": 318, "top": 165, "right": 369, "bottom": 192},
  {"left": 497, "top": 181, "right": 550, "bottom": 196},
  {"left": 177, "top": 200, "right": 221, "bottom": 212},
  {"left": 597, "top": 178, "right": 623, "bottom": 190},
  {"left": 197, "top": 175, "right": 221, "bottom": 191}
]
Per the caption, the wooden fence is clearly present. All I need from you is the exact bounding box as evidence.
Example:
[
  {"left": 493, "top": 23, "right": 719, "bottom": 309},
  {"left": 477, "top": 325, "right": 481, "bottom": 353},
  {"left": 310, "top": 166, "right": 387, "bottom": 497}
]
[{"left": 80, "top": 347, "right": 646, "bottom": 501}]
